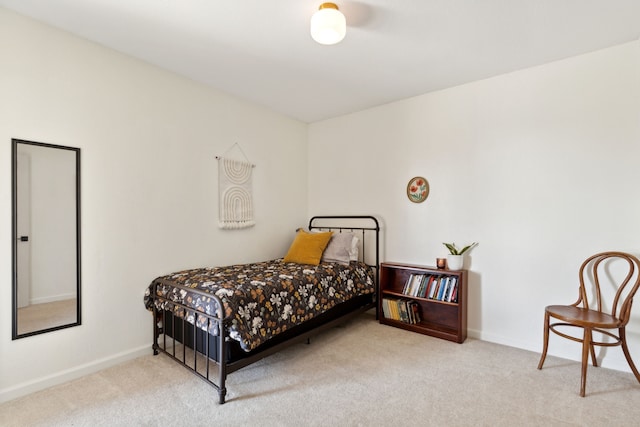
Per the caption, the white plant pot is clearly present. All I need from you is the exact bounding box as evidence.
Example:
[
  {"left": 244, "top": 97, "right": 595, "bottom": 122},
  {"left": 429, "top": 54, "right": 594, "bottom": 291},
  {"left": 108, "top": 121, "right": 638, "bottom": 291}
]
[{"left": 446, "top": 254, "right": 464, "bottom": 270}]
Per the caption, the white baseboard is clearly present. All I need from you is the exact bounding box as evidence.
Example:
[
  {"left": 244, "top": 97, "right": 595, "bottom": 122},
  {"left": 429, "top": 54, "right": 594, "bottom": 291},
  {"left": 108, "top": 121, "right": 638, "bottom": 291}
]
[
  {"left": 468, "top": 327, "right": 540, "bottom": 353},
  {"left": 30, "top": 293, "right": 77, "bottom": 305},
  {"left": 468, "top": 327, "right": 634, "bottom": 374},
  {"left": 0, "top": 344, "right": 152, "bottom": 404}
]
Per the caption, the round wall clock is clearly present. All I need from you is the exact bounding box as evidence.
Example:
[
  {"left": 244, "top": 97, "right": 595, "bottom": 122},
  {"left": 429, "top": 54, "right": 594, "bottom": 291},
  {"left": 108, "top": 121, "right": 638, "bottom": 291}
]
[{"left": 407, "top": 176, "right": 429, "bottom": 203}]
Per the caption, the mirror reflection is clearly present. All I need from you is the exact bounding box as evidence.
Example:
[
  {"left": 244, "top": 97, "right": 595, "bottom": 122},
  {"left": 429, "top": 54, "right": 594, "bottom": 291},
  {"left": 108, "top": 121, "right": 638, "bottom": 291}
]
[{"left": 12, "top": 139, "right": 81, "bottom": 339}]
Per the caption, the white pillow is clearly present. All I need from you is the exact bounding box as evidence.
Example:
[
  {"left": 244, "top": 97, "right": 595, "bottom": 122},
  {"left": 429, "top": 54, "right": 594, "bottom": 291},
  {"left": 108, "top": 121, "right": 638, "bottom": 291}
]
[
  {"left": 349, "top": 234, "right": 360, "bottom": 261},
  {"left": 308, "top": 229, "right": 360, "bottom": 263},
  {"left": 321, "top": 232, "right": 353, "bottom": 265}
]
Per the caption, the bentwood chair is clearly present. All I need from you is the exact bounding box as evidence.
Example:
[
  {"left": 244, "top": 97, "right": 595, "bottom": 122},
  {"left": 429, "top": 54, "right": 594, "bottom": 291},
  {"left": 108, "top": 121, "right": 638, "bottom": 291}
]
[{"left": 537, "top": 251, "right": 640, "bottom": 396}]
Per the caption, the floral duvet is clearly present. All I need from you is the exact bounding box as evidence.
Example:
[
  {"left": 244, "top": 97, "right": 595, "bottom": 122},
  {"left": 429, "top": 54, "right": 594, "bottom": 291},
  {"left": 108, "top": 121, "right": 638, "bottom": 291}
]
[{"left": 144, "top": 259, "right": 375, "bottom": 352}]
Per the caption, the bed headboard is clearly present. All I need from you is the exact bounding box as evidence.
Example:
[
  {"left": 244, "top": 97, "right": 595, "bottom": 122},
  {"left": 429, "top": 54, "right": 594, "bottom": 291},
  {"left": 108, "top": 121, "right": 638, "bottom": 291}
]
[{"left": 307, "top": 215, "right": 380, "bottom": 286}]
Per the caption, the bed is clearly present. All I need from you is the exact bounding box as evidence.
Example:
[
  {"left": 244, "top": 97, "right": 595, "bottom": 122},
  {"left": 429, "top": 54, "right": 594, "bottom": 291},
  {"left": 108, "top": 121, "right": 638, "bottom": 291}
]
[{"left": 144, "top": 215, "right": 380, "bottom": 403}]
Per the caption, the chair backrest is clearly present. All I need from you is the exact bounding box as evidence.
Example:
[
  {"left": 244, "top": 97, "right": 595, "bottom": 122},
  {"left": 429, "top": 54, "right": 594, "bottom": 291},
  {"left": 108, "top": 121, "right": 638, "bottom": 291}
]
[{"left": 577, "top": 251, "right": 640, "bottom": 325}]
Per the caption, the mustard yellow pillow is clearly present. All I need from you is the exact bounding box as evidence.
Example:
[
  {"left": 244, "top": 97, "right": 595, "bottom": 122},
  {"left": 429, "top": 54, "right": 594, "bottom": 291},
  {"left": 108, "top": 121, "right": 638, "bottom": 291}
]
[{"left": 283, "top": 230, "right": 333, "bottom": 265}]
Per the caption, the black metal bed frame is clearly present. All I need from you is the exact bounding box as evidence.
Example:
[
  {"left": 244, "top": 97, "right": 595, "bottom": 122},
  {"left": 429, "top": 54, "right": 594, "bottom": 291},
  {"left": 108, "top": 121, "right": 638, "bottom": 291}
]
[{"left": 151, "top": 215, "right": 380, "bottom": 404}]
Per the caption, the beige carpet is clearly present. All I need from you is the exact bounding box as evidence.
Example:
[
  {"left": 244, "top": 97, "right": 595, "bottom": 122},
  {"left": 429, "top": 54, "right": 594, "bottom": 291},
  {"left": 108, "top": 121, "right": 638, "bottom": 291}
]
[{"left": 2, "top": 310, "right": 640, "bottom": 426}]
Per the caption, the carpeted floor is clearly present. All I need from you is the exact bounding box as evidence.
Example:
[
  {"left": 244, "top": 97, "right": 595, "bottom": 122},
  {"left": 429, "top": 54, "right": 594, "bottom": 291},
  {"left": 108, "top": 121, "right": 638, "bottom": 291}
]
[{"left": 2, "top": 310, "right": 640, "bottom": 426}]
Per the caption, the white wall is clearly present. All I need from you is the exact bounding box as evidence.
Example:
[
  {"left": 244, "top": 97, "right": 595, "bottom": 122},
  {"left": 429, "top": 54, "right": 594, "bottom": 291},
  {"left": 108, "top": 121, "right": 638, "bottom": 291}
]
[
  {"left": 0, "top": 8, "right": 308, "bottom": 402},
  {"left": 309, "top": 41, "right": 640, "bottom": 371}
]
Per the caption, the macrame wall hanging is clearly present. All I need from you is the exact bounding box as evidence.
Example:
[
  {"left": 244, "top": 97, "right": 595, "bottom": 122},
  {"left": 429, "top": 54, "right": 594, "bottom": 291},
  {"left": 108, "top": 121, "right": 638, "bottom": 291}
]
[{"left": 216, "top": 143, "right": 255, "bottom": 230}]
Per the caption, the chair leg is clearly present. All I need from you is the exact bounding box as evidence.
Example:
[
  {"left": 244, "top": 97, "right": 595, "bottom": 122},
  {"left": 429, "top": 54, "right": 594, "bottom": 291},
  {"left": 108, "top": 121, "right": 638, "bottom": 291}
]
[
  {"left": 620, "top": 328, "right": 640, "bottom": 383},
  {"left": 580, "top": 328, "right": 592, "bottom": 397},
  {"left": 537, "top": 311, "right": 550, "bottom": 370},
  {"left": 589, "top": 341, "right": 598, "bottom": 367}
]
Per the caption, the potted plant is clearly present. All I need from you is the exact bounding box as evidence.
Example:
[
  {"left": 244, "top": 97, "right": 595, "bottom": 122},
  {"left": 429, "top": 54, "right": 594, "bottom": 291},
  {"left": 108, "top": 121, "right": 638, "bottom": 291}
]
[{"left": 443, "top": 242, "right": 477, "bottom": 270}]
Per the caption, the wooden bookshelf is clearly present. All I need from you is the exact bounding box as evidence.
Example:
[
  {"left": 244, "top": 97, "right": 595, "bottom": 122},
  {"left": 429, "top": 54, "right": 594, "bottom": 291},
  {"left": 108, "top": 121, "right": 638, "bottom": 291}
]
[{"left": 379, "top": 262, "right": 467, "bottom": 343}]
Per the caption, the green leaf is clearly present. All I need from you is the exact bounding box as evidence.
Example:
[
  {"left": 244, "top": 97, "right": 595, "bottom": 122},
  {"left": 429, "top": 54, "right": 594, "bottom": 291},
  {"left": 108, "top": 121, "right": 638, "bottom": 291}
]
[
  {"left": 443, "top": 242, "right": 458, "bottom": 255},
  {"left": 458, "top": 242, "right": 477, "bottom": 255},
  {"left": 443, "top": 242, "right": 477, "bottom": 255}
]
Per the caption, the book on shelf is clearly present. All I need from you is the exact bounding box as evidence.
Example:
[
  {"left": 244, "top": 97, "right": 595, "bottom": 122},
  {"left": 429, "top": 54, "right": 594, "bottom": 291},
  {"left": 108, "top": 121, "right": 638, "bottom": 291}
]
[
  {"left": 436, "top": 277, "right": 446, "bottom": 300},
  {"left": 382, "top": 297, "right": 421, "bottom": 325},
  {"left": 398, "top": 272, "right": 461, "bottom": 303},
  {"left": 381, "top": 298, "right": 390, "bottom": 319},
  {"left": 447, "top": 277, "right": 458, "bottom": 302},
  {"left": 403, "top": 273, "right": 427, "bottom": 297},
  {"left": 427, "top": 276, "right": 438, "bottom": 299},
  {"left": 409, "top": 301, "right": 420, "bottom": 323}
]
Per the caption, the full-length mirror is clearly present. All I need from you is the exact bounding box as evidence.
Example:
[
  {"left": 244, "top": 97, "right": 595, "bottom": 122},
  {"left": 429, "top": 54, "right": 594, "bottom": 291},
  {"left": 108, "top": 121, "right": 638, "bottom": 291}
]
[{"left": 12, "top": 139, "right": 81, "bottom": 339}]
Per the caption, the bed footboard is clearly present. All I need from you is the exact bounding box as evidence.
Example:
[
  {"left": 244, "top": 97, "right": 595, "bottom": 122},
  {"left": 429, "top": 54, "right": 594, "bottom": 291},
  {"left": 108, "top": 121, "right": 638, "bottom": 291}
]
[
  {"left": 151, "top": 288, "right": 375, "bottom": 404},
  {"left": 152, "top": 283, "right": 229, "bottom": 403}
]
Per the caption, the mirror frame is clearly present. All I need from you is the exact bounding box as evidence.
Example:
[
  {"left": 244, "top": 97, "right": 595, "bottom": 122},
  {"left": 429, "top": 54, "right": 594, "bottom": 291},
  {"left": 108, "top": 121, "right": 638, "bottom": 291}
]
[{"left": 11, "top": 138, "right": 81, "bottom": 339}]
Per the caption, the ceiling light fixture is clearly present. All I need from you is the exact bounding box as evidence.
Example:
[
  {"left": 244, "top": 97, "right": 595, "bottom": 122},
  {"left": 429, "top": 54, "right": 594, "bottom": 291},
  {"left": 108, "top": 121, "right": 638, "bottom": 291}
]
[{"left": 310, "top": 3, "right": 346, "bottom": 45}]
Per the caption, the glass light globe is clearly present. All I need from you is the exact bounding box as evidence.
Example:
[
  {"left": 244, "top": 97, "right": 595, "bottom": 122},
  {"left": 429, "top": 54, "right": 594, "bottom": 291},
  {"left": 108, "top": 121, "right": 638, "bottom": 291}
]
[{"left": 310, "top": 4, "right": 346, "bottom": 45}]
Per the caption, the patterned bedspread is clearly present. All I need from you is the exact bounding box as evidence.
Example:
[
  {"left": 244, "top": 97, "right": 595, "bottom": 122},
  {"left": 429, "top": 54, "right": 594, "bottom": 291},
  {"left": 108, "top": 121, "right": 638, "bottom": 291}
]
[{"left": 144, "top": 259, "right": 375, "bottom": 352}]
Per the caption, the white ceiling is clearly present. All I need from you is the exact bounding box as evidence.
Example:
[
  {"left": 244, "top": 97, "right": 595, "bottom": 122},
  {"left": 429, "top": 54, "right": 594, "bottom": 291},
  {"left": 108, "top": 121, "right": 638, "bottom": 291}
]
[{"left": 1, "top": 0, "right": 639, "bottom": 123}]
